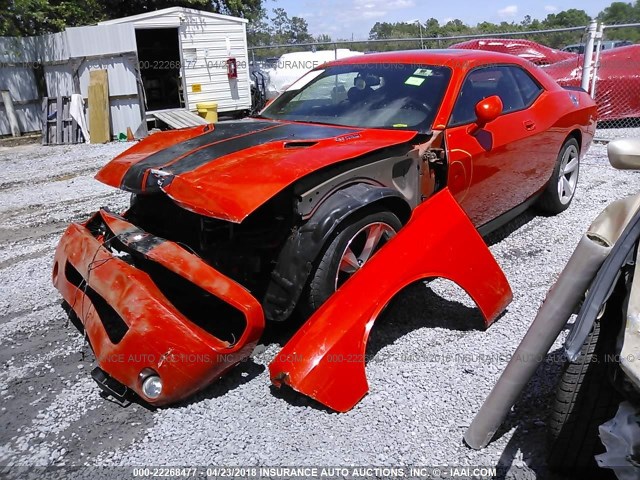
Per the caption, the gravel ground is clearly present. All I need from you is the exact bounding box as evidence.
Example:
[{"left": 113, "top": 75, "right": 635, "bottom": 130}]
[
  {"left": 593, "top": 124, "right": 640, "bottom": 141},
  {"left": 0, "top": 132, "right": 639, "bottom": 479}
]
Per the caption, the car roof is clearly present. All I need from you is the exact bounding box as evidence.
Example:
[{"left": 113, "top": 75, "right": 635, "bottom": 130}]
[
  {"left": 564, "top": 40, "right": 628, "bottom": 49},
  {"left": 325, "top": 49, "right": 535, "bottom": 71}
]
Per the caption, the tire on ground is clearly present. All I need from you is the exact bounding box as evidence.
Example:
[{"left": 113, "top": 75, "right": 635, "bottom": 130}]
[
  {"left": 537, "top": 137, "right": 580, "bottom": 215},
  {"left": 547, "top": 311, "right": 622, "bottom": 478}
]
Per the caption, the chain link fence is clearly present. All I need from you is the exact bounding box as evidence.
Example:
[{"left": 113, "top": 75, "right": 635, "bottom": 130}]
[
  {"left": 248, "top": 23, "right": 640, "bottom": 133},
  {"left": 248, "top": 26, "right": 590, "bottom": 59},
  {"left": 590, "top": 22, "right": 640, "bottom": 134}
]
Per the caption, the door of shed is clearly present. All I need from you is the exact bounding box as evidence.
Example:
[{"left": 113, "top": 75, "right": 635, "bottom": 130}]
[{"left": 135, "top": 28, "right": 186, "bottom": 111}]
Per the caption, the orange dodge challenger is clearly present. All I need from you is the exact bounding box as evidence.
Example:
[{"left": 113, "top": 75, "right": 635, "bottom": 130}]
[{"left": 53, "top": 50, "right": 596, "bottom": 411}]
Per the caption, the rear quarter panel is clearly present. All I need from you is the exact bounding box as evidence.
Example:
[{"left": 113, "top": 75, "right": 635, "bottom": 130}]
[{"left": 531, "top": 65, "right": 596, "bottom": 154}]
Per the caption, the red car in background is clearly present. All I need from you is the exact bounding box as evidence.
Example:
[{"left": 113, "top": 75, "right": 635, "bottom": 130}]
[
  {"left": 545, "top": 44, "right": 640, "bottom": 122},
  {"left": 450, "top": 38, "right": 640, "bottom": 122},
  {"left": 52, "top": 50, "right": 596, "bottom": 411},
  {"left": 449, "top": 38, "right": 577, "bottom": 65}
]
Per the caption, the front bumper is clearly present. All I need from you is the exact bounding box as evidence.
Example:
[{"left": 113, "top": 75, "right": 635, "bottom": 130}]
[{"left": 52, "top": 209, "right": 265, "bottom": 405}]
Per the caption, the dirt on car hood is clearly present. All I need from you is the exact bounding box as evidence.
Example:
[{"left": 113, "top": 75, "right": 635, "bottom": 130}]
[{"left": 96, "top": 119, "right": 419, "bottom": 222}]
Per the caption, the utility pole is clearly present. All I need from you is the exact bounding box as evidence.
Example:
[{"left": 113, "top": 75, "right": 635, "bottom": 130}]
[{"left": 406, "top": 19, "right": 424, "bottom": 49}]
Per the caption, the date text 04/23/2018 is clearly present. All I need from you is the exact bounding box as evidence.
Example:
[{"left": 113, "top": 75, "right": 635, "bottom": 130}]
[{"left": 131, "top": 466, "right": 499, "bottom": 478}]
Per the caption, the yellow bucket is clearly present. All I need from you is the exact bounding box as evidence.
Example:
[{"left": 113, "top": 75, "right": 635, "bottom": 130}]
[{"left": 196, "top": 102, "right": 218, "bottom": 123}]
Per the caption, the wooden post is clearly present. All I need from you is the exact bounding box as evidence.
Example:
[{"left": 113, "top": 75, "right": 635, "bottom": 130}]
[
  {"left": 55, "top": 95, "right": 63, "bottom": 144},
  {"left": 41, "top": 97, "right": 49, "bottom": 145},
  {"left": 1, "top": 90, "right": 21, "bottom": 137},
  {"left": 88, "top": 70, "right": 111, "bottom": 143}
]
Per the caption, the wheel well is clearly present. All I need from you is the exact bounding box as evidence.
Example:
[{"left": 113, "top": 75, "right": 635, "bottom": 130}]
[
  {"left": 314, "top": 196, "right": 412, "bottom": 259},
  {"left": 321, "top": 192, "right": 413, "bottom": 236},
  {"left": 369, "top": 196, "right": 412, "bottom": 225},
  {"left": 318, "top": 196, "right": 410, "bottom": 256},
  {"left": 567, "top": 129, "right": 582, "bottom": 151},
  {"left": 263, "top": 185, "right": 412, "bottom": 322}
]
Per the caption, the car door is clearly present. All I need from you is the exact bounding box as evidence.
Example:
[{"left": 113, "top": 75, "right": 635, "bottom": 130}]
[{"left": 444, "top": 65, "right": 547, "bottom": 227}]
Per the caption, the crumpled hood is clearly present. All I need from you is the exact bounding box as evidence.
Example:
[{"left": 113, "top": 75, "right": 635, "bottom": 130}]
[{"left": 96, "top": 119, "right": 418, "bottom": 222}]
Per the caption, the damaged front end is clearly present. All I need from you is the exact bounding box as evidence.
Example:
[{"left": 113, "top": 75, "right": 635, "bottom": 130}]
[
  {"left": 52, "top": 119, "right": 427, "bottom": 406},
  {"left": 52, "top": 118, "right": 513, "bottom": 409},
  {"left": 52, "top": 209, "right": 265, "bottom": 405},
  {"left": 54, "top": 187, "right": 511, "bottom": 410}
]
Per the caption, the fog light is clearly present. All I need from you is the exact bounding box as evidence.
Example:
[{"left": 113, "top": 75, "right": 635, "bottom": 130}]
[{"left": 141, "top": 375, "right": 163, "bottom": 399}]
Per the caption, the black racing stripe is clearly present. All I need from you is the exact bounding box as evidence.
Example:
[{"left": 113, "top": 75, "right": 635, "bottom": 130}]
[
  {"left": 166, "top": 123, "right": 359, "bottom": 177},
  {"left": 121, "top": 120, "right": 278, "bottom": 190}
]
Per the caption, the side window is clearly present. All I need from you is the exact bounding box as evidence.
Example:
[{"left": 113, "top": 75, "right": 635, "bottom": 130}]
[
  {"left": 450, "top": 65, "right": 540, "bottom": 126},
  {"left": 510, "top": 67, "right": 543, "bottom": 106},
  {"left": 494, "top": 67, "right": 525, "bottom": 113}
]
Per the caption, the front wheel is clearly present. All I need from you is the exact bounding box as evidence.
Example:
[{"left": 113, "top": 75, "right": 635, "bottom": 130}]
[
  {"left": 301, "top": 209, "right": 402, "bottom": 314},
  {"left": 537, "top": 137, "right": 580, "bottom": 214}
]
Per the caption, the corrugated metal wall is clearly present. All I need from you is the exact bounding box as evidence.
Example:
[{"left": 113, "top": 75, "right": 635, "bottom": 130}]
[
  {"left": 0, "top": 37, "right": 42, "bottom": 135},
  {"left": 43, "top": 65, "right": 74, "bottom": 98},
  {"left": 1, "top": 25, "right": 142, "bottom": 137},
  {"left": 41, "top": 32, "right": 73, "bottom": 100},
  {"left": 66, "top": 24, "right": 136, "bottom": 58},
  {"left": 41, "top": 25, "right": 144, "bottom": 137}
]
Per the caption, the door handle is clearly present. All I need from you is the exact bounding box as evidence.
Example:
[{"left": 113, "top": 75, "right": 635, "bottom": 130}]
[{"left": 524, "top": 120, "right": 536, "bottom": 131}]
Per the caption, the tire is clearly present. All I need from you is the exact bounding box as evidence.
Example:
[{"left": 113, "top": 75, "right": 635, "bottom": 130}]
[
  {"left": 547, "top": 315, "right": 622, "bottom": 477},
  {"left": 300, "top": 209, "right": 402, "bottom": 315},
  {"left": 537, "top": 137, "right": 580, "bottom": 215}
]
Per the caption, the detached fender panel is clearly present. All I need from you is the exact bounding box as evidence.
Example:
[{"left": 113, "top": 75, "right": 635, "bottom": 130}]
[{"left": 269, "top": 188, "right": 512, "bottom": 412}]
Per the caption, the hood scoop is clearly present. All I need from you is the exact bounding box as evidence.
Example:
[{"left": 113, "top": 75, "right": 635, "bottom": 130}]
[{"left": 284, "top": 141, "right": 318, "bottom": 149}]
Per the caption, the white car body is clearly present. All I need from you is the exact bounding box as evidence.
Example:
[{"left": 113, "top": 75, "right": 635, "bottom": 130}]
[{"left": 263, "top": 49, "right": 364, "bottom": 99}]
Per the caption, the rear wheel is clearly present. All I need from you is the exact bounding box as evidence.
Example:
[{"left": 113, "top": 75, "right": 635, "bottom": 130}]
[
  {"left": 537, "top": 137, "right": 580, "bottom": 214},
  {"left": 301, "top": 209, "right": 402, "bottom": 314}
]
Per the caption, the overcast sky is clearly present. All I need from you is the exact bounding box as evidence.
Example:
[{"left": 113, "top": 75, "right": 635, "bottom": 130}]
[{"left": 263, "top": 0, "right": 614, "bottom": 38}]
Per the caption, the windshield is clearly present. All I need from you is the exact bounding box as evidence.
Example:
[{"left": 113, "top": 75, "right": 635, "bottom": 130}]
[{"left": 260, "top": 63, "right": 452, "bottom": 131}]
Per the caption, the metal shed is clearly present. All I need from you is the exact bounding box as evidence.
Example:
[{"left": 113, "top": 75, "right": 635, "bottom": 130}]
[
  {"left": 0, "top": 7, "right": 251, "bottom": 138},
  {"left": 99, "top": 7, "right": 252, "bottom": 118}
]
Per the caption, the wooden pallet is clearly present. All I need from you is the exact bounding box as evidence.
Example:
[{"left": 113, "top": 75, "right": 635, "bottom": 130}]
[{"left": 41, "top": 96, "right": 84, "bottom": 145}]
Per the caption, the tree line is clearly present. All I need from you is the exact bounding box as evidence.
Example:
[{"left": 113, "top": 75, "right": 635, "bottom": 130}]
[
  {"left": 249, "top": 1, "right": 640, "bottom": 60},
  {"left": 0, "top": 0, "right": 263, "bottom": 36},
  {"left": 366, "top": 1, "right": 640, "bottom": 50},
  {"left": 1, "top": 0, "right": 639, "bottom": 53}
]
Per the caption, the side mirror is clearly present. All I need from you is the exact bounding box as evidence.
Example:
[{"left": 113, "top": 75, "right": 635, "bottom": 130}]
[
  {"left": 468, "top": 95, "right": 503, "bottom": 135},
  {"left": 608, "top": 138, "right": 640, "bottom": 170}
]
